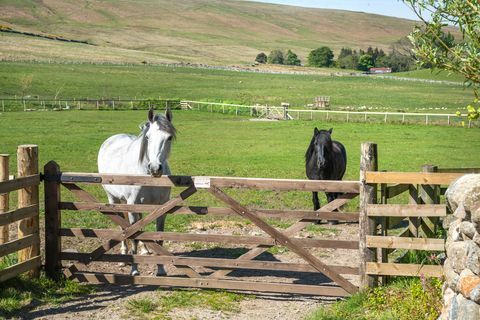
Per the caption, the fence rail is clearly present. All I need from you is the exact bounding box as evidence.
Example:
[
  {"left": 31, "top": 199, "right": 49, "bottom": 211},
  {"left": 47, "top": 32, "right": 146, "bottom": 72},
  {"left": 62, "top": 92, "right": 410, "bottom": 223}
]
[
  {"left": 182, "top": 100, "right": 478, "bottom": 127},
  {"left": 0, "top": 147, "right": 41, "bottom": 283},
  {"left": 0, "top": 98, "right": 181, "bottom": 112}
]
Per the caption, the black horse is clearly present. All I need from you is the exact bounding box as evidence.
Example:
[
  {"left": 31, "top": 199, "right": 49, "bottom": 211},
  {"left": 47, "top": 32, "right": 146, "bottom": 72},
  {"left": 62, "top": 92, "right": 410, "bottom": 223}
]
[{"left": 305, "top": 128, "right": 347, "bottom": 223}]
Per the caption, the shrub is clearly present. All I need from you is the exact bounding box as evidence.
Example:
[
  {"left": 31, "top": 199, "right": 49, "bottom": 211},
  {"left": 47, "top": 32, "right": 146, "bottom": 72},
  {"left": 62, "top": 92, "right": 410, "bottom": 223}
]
[
  {"left": 267, "top": 49, "right": 284, "bottom": 64},
  {"left": 255, "top": 52, "right": 267, "bottom": 64},
  {"left": 285, "top": 50, "right": 301, "bottom": 66}
]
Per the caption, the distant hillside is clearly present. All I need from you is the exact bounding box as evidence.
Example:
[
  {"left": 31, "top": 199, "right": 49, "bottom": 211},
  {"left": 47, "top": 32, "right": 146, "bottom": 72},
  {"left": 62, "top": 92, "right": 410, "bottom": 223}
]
[{"left": 0, "top": 0, "right": 422, "bottom": 65}]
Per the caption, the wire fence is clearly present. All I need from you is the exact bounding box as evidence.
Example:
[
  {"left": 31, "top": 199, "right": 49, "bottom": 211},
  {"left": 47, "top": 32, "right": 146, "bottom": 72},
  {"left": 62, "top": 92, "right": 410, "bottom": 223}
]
[
  {"left": 0, "top": 98, "right": 181, "bottom": 112},
  {"left": 181, "top": 100, "right": 479, "bottom": 128},
  {"left": 1, "top": 98, "right": 477, "bottom": 128}
]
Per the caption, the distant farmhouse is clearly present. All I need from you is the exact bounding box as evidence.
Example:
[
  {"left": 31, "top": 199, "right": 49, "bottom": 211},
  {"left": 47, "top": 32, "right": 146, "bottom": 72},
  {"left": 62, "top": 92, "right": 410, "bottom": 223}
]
[{"left": 369, "top": 67, "right": 392, "bottom": 74}]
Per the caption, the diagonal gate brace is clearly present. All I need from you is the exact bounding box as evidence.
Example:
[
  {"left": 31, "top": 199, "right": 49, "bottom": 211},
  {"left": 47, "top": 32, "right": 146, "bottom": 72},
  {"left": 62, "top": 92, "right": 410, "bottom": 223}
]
[
  {"left": 64, "top": 185, "right": 200, "bottom": 278},
  {"left": 208, "top": 185, "right": 358, "bottom": 295}
]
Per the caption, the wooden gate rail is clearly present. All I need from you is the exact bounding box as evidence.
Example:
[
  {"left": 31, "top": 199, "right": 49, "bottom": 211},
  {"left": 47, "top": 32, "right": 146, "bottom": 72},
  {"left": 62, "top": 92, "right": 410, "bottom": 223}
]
[
  {"left": 59, "top": 202, "right": 360, "bottom": 222},
  {"left": 59, "top": 228, "right": 359, "bottom": 249},
  {"left": 59, "top": 172, "right": 361, "bottom": 192},
  {"left": 45, "top": 166, "right": 361, "bottom": 296}
]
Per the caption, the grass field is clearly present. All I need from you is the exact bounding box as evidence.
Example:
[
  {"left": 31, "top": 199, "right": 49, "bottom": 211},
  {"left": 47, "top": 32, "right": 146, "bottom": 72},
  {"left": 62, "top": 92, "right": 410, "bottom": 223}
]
[
  {"left": 390, "top": 69, "right": 466, "bottom": 82},
  {"left": 0, "top": 109, "right": 478, "bottom": 229},
  {"left": 0, "top": 62, "right": 472, "bottom": 113}
]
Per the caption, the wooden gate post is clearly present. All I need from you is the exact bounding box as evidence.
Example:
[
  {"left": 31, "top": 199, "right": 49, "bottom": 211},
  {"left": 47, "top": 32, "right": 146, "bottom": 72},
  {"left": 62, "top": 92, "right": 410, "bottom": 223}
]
[
  {"left": 0, "top": 154, "right": 9, "bottom": 247},
  {"left": 45, "top": 161, "right": 62, "bottom": 279},
  {"left": 17, "top": 145, "right": 40, "bottom": 277},
  {"left": 359, "top": 142, "right": 378, "bottom": 289}
]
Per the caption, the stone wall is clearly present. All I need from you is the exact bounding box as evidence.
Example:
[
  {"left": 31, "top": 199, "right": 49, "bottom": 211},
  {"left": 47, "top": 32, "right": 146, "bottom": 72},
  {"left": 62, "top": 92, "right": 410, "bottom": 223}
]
[{"left": 440, "top": 174, "right": 480, "bottom": 319}]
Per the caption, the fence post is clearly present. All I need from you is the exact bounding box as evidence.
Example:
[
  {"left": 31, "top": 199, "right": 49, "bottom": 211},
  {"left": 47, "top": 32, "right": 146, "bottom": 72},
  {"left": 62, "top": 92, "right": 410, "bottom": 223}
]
[
  {"left": 0, "top": 154, "right": 9, "bottom": 248},
  {"left": 17, "top": 145, "right": 40, "bottom": 277},
  {"left": 419, "top": 164, "right": 439, "bottom": 237},
  {"left": 45, "top": 161, "right": 62, "bottom": 279},
  {"left": 359, "top": 142, "right": 378, "bottom": 289}
]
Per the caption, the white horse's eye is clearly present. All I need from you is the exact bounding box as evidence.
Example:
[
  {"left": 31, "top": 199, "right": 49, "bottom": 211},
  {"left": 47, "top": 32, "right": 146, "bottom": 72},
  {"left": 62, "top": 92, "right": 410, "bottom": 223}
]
[{"left": 167, "top": 136, "right": 173, "bottom": 141}]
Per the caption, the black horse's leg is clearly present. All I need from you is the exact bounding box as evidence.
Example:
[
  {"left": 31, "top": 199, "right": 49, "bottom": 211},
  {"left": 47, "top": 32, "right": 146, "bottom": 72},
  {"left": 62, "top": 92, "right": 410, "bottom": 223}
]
[
  {"left": 325, "top": 192, "right": 339, "bottom": 225},
  {"left": 312, "top": 191, "right": 320, "bottom": 210},
  {"left": 156, "top": 215, "right": 167, "bottom": 276},
  {"left": 312, "top": 192, "right": 322, "bottom": 224}
]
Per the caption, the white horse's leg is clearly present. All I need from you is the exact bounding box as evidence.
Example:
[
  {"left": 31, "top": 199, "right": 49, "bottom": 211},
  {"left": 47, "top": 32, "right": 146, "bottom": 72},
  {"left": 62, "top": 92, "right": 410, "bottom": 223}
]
[
  {"left": 106, "top": 195, "right": 127, "bottom": 266},
  {"left": 156, "top": 215, "right": 167, "bottom": 276},
  {"left": 127, "top": 209, "right": 141, "bottom": 276}
]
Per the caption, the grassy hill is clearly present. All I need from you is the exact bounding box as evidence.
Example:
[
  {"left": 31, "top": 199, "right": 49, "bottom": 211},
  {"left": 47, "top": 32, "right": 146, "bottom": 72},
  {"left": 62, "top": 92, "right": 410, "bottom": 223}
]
[{"left": 0, "top": 0, "right": 421, "bottom": 65}]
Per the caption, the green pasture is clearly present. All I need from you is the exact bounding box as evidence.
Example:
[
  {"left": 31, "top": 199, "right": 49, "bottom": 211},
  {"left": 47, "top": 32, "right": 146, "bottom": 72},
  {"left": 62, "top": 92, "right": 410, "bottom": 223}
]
[
  {"left": 0, "top": 62, "right": 472, "bottom": 113},
  {"left": 0, "top": 109, "right": 478, "bottom": 232}
]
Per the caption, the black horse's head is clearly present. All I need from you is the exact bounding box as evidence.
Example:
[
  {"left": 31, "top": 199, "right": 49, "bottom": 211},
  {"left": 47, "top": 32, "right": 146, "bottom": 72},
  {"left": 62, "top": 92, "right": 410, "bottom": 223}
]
[{"left": 311, "top": 127, "right": 333, "bottom": 168}]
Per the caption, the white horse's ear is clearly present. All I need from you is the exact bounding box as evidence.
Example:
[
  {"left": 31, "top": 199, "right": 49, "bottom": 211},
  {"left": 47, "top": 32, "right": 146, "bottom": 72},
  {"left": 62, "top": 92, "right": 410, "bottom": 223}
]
[
  {"left": 328, "top": 128, "right": 333, "bottom": 134},
  {"left": 165, "top": 107, "right": 173, "bottom": 122},
  {"left": 148, "top": 108, "right": 154, "bottom": 122}
]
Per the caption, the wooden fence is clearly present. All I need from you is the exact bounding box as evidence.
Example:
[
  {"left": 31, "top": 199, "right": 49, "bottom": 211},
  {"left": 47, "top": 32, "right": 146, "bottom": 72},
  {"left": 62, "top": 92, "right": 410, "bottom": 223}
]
[
  {"left": 0, "top": 146, "right": 41, "bottom": 282},
  {"left": 360, "top": 162, "right": 473, "bottom": 286},
  {"left": 44, "top": 162, "right": 362, "bottom": 296},
  {"left": 1, "top": 142, "right": 477, "bottom": 297}
]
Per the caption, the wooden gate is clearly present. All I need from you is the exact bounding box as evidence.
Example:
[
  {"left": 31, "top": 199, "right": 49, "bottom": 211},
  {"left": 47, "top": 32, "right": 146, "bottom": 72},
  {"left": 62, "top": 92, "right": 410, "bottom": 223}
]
[{"left": 44, "top": 162, "right": 361, "bottom": 296}]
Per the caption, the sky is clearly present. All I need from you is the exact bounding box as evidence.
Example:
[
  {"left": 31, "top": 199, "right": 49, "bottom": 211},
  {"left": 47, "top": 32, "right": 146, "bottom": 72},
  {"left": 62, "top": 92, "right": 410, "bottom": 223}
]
[{"left": 252, "top": 0, "right": 422, "bottom": 21}]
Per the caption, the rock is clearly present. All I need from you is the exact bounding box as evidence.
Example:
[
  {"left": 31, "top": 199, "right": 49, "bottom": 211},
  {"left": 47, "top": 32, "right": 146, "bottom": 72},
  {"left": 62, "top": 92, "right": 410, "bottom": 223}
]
[
  {"left": 456, "top": 293, "right": 480, "bottom": 320},
  {"left": 444, "top": 258, "right": 460, "bottom": 290},
  {"left": 453, "top": 203, "right": 469, "bottom": 220},
  {"left": 447, "top": 240, "right": 480, "bottom": 274},
  {"left": 459, "top": 221, "right": 477, "bottom": 239},
  {"left": 448, "top": 293, "right": 459, "bottom": 320},
  {"left": 443, "top": 214, "right": 459, "bottom": 230},
  {"left": 474, "top": 233, "right": 480, "bottom": 246},
  {"left": 447, "top": 219, "right": 462, "bottom": 241},
  {"left": 445, "top": 174, "right": 480, "bottom": 213},
  {"left": 458, "top": 269, "right": 480, "bottom": 298},
  {"left": 441, "top": 286, "right": 456, "bottom": 319},
  {"left": 470, "top": 284, "right": 480, "bottom": 303},
  {"left": 473, "top": 207, "right": 480, "bottom": 224}
]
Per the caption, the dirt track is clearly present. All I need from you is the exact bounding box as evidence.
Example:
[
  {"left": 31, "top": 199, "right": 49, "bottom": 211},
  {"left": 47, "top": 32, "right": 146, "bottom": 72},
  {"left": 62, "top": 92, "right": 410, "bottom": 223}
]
[{"left": 14, "top": 221, "right": 359, "bottom": 319}]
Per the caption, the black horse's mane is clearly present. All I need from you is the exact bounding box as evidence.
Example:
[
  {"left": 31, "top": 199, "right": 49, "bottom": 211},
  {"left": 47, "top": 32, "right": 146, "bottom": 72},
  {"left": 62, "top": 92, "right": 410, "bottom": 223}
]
[{"left": 305, "top": 136, "right": 316, "bottom": 163}]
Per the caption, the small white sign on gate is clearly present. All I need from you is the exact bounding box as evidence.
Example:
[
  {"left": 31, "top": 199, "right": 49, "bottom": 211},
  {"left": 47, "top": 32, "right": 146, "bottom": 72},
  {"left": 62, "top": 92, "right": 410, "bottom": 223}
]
[{"left": 193, "top": 176, "right": 211, "bottom": 189}]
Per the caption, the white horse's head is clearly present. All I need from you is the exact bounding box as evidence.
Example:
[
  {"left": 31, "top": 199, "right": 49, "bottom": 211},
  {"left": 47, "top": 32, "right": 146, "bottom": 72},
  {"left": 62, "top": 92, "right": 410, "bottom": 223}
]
[{"left": 139, "top": 108, "right": 176, "bottom": 177}]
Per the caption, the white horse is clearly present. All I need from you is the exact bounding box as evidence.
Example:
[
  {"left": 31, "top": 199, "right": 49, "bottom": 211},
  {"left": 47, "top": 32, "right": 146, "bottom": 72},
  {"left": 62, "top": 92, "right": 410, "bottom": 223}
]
[{"left": 98, "top": 108, "right": 175, "bottom": 276}]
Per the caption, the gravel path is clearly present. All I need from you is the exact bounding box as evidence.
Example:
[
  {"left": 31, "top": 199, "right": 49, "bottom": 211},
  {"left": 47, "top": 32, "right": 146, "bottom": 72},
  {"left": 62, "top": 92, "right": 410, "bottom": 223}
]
[{"left": 15, "top": 222, "right": 359, "bottom": 319}]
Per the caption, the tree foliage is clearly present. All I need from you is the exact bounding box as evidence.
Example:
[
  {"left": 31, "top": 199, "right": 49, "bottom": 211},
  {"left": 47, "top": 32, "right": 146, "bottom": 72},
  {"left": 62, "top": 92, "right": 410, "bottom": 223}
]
[
  {"left": 255, "top": 52, "right": 267, "bottom": 64},
  {"left": 308, "top": 47, "right": 334, "bottom": 67},
  {"left": 267, "top": 49, "right": 284, "bottom": 64},
  {"left": 285, "top": 50, "right": 301, "bottom": 66},
  {"left": 404, "top": 0, "right": 480, "bottom": 120},
  {"left": 358, "top": 54, "right": 374, "bottom": 71}
]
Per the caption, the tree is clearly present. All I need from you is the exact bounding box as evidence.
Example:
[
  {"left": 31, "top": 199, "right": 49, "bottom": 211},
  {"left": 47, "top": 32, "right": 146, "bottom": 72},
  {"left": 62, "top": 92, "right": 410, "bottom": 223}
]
[
  {"left": 337, "top": 54, "right": 359, "bottom": 70},
  {"left": 358, "top": 54, "right": 374, "bottom": 71},
  {"left": 404, "top": 0, "right": 480, "bottom": 120},
  {"left": 285, "top": 50, "right": 301, "bottom": 66},
  {"left": 267, "top": 49, "right": 284, "bottom": 64},
  {"left": 255, "top": 52, "right": 267, "bottom": 64},
  {"left": 308, "top": 47, "right": 334, "bottom": 67}
]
